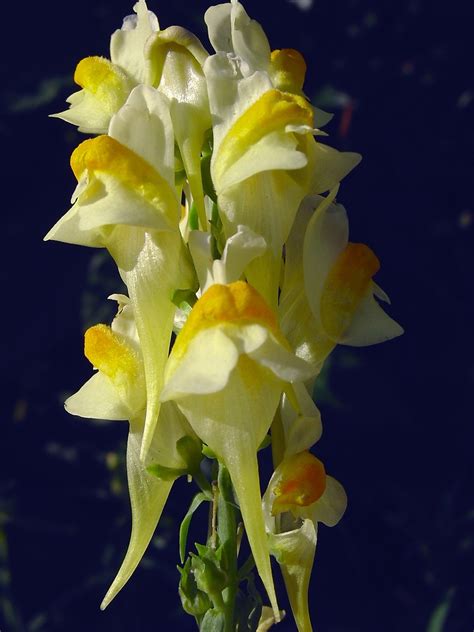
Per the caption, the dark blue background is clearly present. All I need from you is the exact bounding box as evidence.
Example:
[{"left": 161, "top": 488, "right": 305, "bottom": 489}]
[{"left": 2, "top": 0, "right": 473, "bottom": 630}]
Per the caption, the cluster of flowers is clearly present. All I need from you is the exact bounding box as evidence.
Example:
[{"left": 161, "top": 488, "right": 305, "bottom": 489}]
[{"left": 46, "top": 1, "right": 403, "bottom": 629}]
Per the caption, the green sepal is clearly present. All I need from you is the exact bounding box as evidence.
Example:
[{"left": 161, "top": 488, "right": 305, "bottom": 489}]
[
  {"left": 178, "top": 557, "right": 212, "bottom": 617},
  {"left": 200, "top": 608, "right": 226, "bottom": 632},
  {"left": 179, "top": 492, "right": 211, "bottom": 563}
]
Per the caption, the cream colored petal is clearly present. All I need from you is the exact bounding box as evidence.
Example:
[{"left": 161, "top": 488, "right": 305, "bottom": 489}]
[
  {"left": 76, "top": 175, "right": 176, "bottom": 233},
  {"left": 65, "top": 372, "right": 130, "bottom": 421},
  {"left": 216, "top": 130, "right": 308, "bottom": 194},
  {"left": 109, "top": 85, "right": 175, "bottom": 189},
  {"left": 51, "top": 57, "right": 134, "bottom": 134},
  {"left": 51, "top": 90, "right": 112, "bottom": 135},
  {"left": 204, "top": 3, "right": 232, "bottom": 53},
  {"left": 161, "top": 327, "right": 240, "bottom": 400},
  {"left": 110, "top": 0, "right": 159, "bottom": 84},
  {"left": 247, "top": 333, "right": 314, "bottom": 383},
  {"left": 339, "top": 283, "right": 404, "bottom": 346},
  {"left": 310, "top": 140, "right": 361, "bottom": 194},
  {"left": 101, "top": 414, "right": 173, "bottom": 610},
  {"left": 43, "top": 200, "right": 105, "bottom": 248}
]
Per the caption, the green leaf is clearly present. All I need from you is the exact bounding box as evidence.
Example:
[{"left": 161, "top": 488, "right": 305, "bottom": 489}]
[{"left": 179, "top": 493, "right": 210, "bottom": 563}]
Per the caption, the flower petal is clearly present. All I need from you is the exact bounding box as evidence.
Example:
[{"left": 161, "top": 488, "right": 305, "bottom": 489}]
[
  {"left": 65, "top": 372, "right": 129, "bottom": 421},
  {"left": 110, "top": 0, "right": 159, "bottom": 84},
  {"left": 309, "top": 475, "right": 347, "bottom": 527},
  {"left": 51, "top": 56, "right": 134, "bottom": 134}
]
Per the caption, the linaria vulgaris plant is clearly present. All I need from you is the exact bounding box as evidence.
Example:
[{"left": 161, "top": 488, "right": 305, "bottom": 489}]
[{"left": 46, "top": 1, "right": 403, "bottom": 629}]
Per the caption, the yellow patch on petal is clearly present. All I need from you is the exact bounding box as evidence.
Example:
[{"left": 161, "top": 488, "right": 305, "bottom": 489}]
[
  {"left": 74, "top": 57, "right": 131, "bottom": 111},
  {"left": 272, "top": 451, "right": 326, "bottom": 515},
  {"left": 85, "top": 324, "right": 138, "bottom": 382},
  {"left": 172, "top": 281, "right": 279, "bottom": 360},
  {"left": 270, "top": 49, "right": 307, "bottom": 93},
  {"left": 70, "top": 136, "right": 177, "bottom": 212},
  {"left": 321, "top": 242, "right": 380, "bottom": 340},
  {"left": 215, "top": 89, "right": 313, "bottom": 181}
]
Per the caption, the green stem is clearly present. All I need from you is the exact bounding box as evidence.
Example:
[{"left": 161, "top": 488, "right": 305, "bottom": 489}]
[{"left": 217, "top": 464, "right": 238, "bottom": 632}]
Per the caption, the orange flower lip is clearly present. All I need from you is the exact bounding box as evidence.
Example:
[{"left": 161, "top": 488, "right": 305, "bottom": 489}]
[{"left": 272, "top": 451, "right": 326, "bottom": 515}]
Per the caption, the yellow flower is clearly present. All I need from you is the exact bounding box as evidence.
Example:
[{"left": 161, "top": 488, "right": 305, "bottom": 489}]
[
  {"left": 161, "top": 281, "right": 314, "bottom": 620},
  {"left": 263, "top": 451, "right": 347, "bottom": 632},
  {"left": 279, "top": 193, "right": 404, "bottom": 372},
  {"left": 52, "top": 0, "right": 158, "bottom": 133}
]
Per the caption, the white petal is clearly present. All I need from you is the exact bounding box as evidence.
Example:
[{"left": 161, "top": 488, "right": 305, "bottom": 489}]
[
  {"left": 65, "top": 373, "right": 129, "bottom": 421},
  {"left": 230, "top": 1, "right": 271, "bottom": 73},
  {"left": 247, "top": 333, "right": 314, "bottom": 383},
  {"left": 204, "top": 3, "right": 232, "bottom": 53},
  {"left": 44, "top": 201, "right": 105, "bottom": 248},
  {"left": 310, "top": 475, "right": 347, "bottom": 527},
  {"left": 311, "top": 141, "right": 361, "bottom": 194},
  {"left": 339, "top": 283, "right": 404, "bottom": 346}
]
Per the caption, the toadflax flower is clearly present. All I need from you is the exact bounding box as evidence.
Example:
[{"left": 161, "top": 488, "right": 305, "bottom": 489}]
[
  {"left": 52, "top": 0, "right": 159, "bottom": 133},
  {"left": 45, "top": 85, "right": 195, "bottom": 459},
  {"left": 263, "top": 451, "right": 347, "bottom": 631},
  {"left": 65, "top": 295, "right": 197, "bottom": 608},
  {"left": 161, "top": 280, "right": 314, "bottom": 619},
  {"left": 279, "top": 192, "right": 404, "bottom": 372}
]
